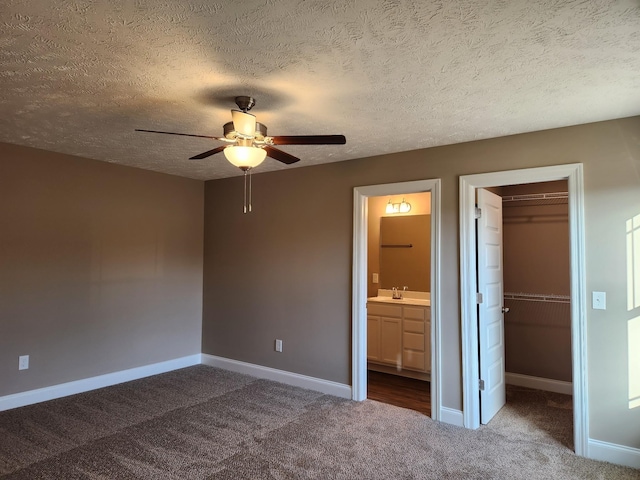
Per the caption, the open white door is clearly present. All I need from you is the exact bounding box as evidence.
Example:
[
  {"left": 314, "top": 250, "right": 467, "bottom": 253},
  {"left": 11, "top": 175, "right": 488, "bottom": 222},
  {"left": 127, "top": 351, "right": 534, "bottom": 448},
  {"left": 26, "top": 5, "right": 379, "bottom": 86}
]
[{"left": 477, "top": 188, "right": 506, "bottom": 424}]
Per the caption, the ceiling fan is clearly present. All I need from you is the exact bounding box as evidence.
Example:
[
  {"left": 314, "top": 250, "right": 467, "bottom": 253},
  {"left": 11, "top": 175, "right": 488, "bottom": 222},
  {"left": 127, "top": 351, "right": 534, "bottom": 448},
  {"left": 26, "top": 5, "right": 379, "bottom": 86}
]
[
  {"left": 136, "top": 96, "right": 346, "bottom": 213},
  {"left": 136, "top": 95, "right": 346, "bottom": 169}
]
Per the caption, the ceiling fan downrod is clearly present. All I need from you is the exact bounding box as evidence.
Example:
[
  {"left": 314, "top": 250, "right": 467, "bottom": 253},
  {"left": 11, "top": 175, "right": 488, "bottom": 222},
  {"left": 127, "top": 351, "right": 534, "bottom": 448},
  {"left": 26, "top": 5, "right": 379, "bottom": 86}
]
[{"left": 235, "top": 96, "right": 255, "bottom": 113}]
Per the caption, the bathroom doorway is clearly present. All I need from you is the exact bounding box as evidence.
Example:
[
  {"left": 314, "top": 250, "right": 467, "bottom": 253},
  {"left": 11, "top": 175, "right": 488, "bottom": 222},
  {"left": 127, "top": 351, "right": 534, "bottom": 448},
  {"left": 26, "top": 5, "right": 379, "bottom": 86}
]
[
  {"left": 366, "top": 192, "right": 432, "bottom": 415},
  {"left": 352, "top": 179, "right": 442, "bottom": 421}
]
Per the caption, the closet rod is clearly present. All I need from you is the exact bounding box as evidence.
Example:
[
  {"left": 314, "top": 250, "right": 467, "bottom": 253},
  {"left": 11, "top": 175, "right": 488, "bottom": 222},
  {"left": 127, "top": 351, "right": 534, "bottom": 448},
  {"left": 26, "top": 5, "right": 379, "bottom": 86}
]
[
  {"left": 380, "top": 244, "right": 413, "bottom": 248},
  {"left": 502, "top": 191, "right": 568, "bottom": 203},
  {"left": 504, "top": 292, "right": 570, "bottom": 303}
]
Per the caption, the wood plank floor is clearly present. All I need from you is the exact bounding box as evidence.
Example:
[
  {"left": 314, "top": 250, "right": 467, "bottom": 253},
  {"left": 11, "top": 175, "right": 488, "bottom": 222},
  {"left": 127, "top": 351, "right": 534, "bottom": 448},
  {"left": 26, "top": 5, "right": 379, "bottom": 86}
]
[{"left": 367, "top": 370, "right": 431, "bottom": 416}]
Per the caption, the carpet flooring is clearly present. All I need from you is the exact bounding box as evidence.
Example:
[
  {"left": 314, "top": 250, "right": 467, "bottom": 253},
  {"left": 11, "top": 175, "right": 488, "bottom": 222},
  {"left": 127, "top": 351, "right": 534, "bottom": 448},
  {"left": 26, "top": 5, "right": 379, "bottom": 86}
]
[{"left": 0, "top": 365, "right": 637, "bottom": 479}]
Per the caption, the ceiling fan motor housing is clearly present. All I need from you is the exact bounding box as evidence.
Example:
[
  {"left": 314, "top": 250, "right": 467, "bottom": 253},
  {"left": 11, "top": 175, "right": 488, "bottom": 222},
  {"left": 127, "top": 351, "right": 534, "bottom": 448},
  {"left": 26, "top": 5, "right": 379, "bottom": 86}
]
[{"left": 235, "top": 96, "right": 255, "bottom": 112}]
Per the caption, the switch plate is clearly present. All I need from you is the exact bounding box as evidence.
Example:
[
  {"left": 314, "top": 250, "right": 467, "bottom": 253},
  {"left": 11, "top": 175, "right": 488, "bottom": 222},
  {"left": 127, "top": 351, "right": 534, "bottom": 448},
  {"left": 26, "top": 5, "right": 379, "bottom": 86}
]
[
  {"left": 275, "top": 339, "right": 283, "bottom": 352},
  {"left": 372, "top": 273, "right": 379, "bottom": 284},
  {"left": 19, "top": 355, "right": 29, "bottom": 370},
  {"left": 592, "top": 291, "right": 606, "bottom": 310}
]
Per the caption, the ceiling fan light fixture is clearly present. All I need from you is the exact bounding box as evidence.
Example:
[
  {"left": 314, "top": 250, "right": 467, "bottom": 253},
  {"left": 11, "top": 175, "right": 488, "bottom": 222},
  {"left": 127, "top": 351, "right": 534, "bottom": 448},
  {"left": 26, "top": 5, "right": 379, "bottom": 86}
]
[
  {"left": 232, "top": 110, "right": 257, "bottom": 137},
  {"left": 224, "top": 146, "right": 266, "bottom": 169}
]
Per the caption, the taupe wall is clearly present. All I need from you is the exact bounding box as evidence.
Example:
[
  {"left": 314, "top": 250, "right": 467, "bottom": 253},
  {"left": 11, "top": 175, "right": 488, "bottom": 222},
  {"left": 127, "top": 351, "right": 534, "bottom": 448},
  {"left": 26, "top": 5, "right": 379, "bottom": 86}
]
[
  {"left": 501, "top": 181, "right": 571, "bottom": 382},
  {"left": 0, "top": 143, "right": 204, "bottom": 397},
  {"left": 202, "top": 116, "right": 640, "bottom": 449}
]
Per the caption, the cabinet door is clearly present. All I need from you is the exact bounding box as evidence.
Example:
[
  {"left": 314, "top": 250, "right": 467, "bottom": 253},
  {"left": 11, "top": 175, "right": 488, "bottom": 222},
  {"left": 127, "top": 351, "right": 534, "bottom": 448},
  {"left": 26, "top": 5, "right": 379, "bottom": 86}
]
[
  {"left": 380, "top": 317, "right": 402, "bottom": 367},
  {"left": 367, "top": 315, "right": 381, "bottom": 361}
]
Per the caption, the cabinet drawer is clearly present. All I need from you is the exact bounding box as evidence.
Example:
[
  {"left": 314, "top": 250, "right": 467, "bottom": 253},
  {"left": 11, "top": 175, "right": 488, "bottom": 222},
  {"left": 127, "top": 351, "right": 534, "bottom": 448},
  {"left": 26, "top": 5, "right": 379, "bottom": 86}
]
[
  {"left": 403, "top": 350, "right": 426, "bottom": 371},
  {"left": 367, "top": 303, "right": 402, "bottom": 318},
  {"left": 403, "top": 332, "right": 425, "bottom": 351},
  {"left": 403, "top": 319, "right": 424, "bottom": 334},
  {"left": 404, "top": 306, "right": 426, "bottom": 321}
]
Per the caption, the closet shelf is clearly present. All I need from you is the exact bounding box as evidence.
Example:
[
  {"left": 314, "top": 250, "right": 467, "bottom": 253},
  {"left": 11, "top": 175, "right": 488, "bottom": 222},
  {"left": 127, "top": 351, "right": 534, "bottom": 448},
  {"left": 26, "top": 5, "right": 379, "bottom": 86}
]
[{"left": 502, "top": 191, "right": 568, "bottom": 207}]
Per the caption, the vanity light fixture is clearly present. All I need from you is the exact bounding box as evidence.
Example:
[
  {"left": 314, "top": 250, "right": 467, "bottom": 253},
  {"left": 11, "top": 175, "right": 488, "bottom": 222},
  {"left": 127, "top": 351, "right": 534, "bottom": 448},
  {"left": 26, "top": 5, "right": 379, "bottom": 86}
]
[{"left": 385, "top": 198, "right": 412, "bottom": 214}]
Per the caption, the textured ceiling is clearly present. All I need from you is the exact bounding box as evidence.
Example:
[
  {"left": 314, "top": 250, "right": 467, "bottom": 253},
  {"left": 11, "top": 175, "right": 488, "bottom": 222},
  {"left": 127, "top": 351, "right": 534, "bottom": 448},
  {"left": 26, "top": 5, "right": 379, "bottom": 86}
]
[{"left": 1, "top": 0, "right": 639, "bottom": 180}]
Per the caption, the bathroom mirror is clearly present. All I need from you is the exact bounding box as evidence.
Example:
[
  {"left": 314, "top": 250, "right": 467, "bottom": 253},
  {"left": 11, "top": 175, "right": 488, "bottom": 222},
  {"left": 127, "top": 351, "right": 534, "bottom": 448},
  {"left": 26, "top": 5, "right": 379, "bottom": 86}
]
[{"left": 379, "top": 215, "right": 430, "bottom": 291}]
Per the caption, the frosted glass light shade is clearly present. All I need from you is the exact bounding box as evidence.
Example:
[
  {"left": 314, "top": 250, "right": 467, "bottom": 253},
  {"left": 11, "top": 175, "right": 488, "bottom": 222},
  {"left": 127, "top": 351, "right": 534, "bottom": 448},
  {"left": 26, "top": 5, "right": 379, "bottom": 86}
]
[
  {"left": 385, "top": 200, "right": 396, "bottom": 214},
  {"left": 224, "top": 146, "right": 266, "bottom": 169},
  {"left": 399, "top": 199, "right": 411, "bottom": 213},
  {"left": 231, "top": 110, "right": 257, "bottom": 136}
]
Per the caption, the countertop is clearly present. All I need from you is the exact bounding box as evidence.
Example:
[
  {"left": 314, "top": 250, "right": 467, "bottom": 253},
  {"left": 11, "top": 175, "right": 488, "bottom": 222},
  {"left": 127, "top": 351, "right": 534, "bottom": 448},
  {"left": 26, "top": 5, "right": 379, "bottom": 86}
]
[{"left": 367, "top": 296, "right": 430, "bottom": 307}]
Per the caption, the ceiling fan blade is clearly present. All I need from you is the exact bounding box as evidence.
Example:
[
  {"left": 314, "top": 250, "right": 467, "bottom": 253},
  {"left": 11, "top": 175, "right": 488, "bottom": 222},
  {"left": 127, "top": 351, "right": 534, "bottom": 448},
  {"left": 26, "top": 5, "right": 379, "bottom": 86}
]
[
  {"left": 135, "top": 129, "right": 220, "bottom": 140},
  {"left": 189, "top": 146, "right": 226, "bottom": 160},
  {"left": 270, "top": 135, "right": 346, "bottom": 145},
  {"left": 264, "top": 146, "right": 300, "bottom": 165}
]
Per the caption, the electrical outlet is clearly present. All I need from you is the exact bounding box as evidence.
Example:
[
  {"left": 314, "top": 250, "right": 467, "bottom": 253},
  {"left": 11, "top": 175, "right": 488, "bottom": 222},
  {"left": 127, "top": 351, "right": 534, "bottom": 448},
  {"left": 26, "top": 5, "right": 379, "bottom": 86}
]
[
  {"left": 19, "top": 355, "right": 29, "bottom": 370},
  {"left": 372, "top": 273, "right": 379, "bottom": 283},
  {"left": 275, "top": 339, "right": 283, "bottom": 352}
]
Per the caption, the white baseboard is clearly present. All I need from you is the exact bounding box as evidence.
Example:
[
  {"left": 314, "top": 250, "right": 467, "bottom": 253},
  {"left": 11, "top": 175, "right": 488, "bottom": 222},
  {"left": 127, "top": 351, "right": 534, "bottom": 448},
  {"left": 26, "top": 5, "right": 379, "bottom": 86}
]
[
  {"left": 0, "top": 354, "right": 201, "bottom": 412},
  {"left": 439, "top": 407, "right": 464, "bottom": 427},
  {"left": 505, "top": 372, "right": 573, "bottom": 395},
  {"left": 589, "top": 438, "right": 640, "bottom": 469},
  {"left": 201, "top": 354, "right": 352, "bottom": 399}
]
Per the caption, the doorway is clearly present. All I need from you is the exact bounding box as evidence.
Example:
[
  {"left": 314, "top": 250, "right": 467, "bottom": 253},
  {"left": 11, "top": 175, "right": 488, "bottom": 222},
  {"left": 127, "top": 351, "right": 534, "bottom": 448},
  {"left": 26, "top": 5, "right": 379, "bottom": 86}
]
[
  {"left": 480, "top": 181, "right": 574, "bottom": 449},
  {"left": 459, "top": 164, "right": 588, "bottom": 456},
  {"left": 352, "top": 179, "right": 442, "bottom": 421},
  {"left": 367, "top": 192, "right": 432, "bottom": 415}
]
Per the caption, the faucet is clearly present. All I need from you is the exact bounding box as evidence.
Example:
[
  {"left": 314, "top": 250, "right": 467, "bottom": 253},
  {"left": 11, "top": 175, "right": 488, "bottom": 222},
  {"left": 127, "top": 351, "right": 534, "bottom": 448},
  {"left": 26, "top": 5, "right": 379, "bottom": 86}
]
[{"left": 392, "top": 286, "right": 408, "bottom": 300}]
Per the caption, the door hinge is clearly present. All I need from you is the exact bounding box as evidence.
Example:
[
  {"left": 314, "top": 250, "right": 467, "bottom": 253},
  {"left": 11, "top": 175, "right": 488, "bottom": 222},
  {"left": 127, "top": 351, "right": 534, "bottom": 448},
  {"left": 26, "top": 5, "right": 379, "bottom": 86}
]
[
  {"left": 475, "top": 206, "right": 482, "bottom": 219},
  {"left": 479, "top": 379, "right": 485, "bottom": 391},
  {"left": 476, "top": 292, "right": 483, "bottom": 304}
]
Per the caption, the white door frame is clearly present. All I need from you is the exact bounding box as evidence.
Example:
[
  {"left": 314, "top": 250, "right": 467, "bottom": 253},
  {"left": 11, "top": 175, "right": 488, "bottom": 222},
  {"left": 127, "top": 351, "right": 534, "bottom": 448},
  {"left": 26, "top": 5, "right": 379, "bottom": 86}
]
[
  {"left": 352, "top": 179, "right": 442, "bottom": 420},
  {"left": 459, "top": 163, "right": 588, "bottom": 456}
]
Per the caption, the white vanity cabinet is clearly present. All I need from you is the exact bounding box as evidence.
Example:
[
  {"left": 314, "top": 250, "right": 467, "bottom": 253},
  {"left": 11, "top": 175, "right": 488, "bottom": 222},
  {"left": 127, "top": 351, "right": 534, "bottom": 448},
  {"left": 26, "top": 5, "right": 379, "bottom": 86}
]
[
  {"left": 367, "top": 300, "right": 430, "bottom": 374},
  {"left": 367, "top": 303, "right": 402, "bottom": 367}
]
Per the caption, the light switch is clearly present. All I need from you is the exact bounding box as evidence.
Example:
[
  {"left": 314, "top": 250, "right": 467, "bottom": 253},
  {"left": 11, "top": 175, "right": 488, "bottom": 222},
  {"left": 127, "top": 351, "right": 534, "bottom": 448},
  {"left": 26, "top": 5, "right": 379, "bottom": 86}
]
[
  {"left": 592, "top": 291, "right": 606, "bottom": 310},
  {"left": 372, "top": 273, "right": 379, "bottom": 283}
]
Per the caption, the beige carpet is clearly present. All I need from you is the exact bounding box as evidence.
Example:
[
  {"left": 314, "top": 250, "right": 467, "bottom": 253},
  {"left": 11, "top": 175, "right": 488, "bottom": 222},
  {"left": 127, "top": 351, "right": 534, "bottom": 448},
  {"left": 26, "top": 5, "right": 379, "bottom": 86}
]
[{"left": 0, "top": 365, "right": 637, "bottom": 479}]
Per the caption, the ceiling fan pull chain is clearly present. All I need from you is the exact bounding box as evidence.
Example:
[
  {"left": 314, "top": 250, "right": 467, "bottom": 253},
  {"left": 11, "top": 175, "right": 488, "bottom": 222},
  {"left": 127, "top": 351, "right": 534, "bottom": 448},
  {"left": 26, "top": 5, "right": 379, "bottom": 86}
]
[
  {"left": 248, "top": 168, "right": 252, "bottom": 213},
  {"left": 243, "top": 170, "right": 248, "bottom": 214}
]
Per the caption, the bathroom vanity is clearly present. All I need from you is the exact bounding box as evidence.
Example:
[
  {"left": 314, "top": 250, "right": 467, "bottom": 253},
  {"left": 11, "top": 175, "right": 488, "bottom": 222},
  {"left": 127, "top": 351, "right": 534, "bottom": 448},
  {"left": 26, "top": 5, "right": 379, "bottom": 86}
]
[{"left": 366, "top": 292, "right": 431, "bottom": 379}]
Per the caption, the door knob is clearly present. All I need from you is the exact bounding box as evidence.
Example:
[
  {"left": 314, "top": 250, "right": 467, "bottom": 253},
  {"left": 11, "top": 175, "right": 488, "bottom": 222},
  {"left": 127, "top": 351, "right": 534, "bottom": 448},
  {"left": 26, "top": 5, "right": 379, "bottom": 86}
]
[{"left": 502, "top": 307, "right": 510, "bottom": 313}]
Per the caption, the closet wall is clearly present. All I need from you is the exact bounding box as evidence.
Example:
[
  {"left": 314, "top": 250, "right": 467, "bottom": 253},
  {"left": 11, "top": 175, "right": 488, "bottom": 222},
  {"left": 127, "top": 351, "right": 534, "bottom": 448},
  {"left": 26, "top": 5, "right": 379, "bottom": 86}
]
[{"left": 501, "top": 180, "right": 572, "bottom": 382}]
